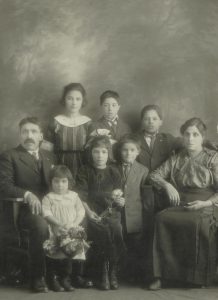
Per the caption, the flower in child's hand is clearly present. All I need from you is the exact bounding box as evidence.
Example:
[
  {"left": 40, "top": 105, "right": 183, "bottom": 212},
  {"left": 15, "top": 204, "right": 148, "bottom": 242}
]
[
  {"left": 111, "top": 189, "right": 125, "bottom": 207},
  {"left": 111, "top": 189, "right": 123, "bottom": 200}
]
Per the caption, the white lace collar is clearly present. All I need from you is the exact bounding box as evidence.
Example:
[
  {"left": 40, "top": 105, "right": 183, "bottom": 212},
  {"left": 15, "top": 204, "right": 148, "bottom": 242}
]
[{"left": 54, "top": 114, "right": 91, "bottom": 128}]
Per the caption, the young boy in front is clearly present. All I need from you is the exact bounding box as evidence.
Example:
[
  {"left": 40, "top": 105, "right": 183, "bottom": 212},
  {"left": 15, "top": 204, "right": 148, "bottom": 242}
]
[{"left": 115, "top": 134, "right": 149, "bottom": 283}]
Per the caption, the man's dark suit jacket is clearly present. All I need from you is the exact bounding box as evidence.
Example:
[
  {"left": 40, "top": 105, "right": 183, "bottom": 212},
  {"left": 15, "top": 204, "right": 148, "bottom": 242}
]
[{"left": 0, "top": 145, "right": 56, "bottom": 199}]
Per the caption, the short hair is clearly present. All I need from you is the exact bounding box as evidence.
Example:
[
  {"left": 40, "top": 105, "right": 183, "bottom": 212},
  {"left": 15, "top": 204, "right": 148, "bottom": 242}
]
[
  {"left": 88, "top": 135, "right": 112, "bottom": 164},
  {"left": 180, "top": 117, "right": 207, "bottom": 137},
  {"left": 49, "top": 165, "right": 74, "bottom": 189},
  {"left": 100, "top": 90, "right": 120, "bottom": 105},
  {"left": 140, "top": 104, "right": 162, "bottom": 120},
  {"left": 60, "top": 83, "right": 87, "bottom": 107},
  {"left": 115, "top": 134, "right": 141, "bottom": 162},
  {"left": 19, "top": 117, "right": 43, "bottom": 131}
]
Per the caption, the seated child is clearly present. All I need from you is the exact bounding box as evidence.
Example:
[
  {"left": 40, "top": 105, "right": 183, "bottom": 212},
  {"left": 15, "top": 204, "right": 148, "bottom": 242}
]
[
  {"left": 42, "top": 165, "right": 89, "bottom": 292},
  {"left": 88, "top": 90, "right": 131, "bottom": 145},
  {"left": 115, "top": 134, "right": 149, "bottom": 282},
  {"left": 76, "top": 135, "right": 126, "bottom": 290}
]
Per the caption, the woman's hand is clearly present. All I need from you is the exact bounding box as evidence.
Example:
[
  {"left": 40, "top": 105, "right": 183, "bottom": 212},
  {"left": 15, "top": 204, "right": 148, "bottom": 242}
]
[
  {"left": 184, "top": 200, "right": 212, "bottom": 211},
  {"left": 164, "top": 183, "right": 180, "bottom": 206},
  {"left": 113, "top": 197, "right": 125, "bottom": 207}
]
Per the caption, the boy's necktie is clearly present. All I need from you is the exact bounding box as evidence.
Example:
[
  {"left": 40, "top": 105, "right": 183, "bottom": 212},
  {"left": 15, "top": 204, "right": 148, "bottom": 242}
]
[
  {"left": 123, "top": 163, "right": 131, "bottom": 179},
  {"left": 144, "top": 134, "right": 156, "bottom": 151}
]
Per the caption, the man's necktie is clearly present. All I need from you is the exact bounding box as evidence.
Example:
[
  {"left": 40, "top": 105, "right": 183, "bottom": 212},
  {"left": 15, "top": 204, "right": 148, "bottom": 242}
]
[{"left": 31, "top": 151, "right": 39, "bottom": 160}]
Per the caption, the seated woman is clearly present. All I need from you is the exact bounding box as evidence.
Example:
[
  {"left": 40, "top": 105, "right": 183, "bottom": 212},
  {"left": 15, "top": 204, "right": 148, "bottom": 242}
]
[{"left": 148, "top": 117, "right": 218, "bottom": 290}]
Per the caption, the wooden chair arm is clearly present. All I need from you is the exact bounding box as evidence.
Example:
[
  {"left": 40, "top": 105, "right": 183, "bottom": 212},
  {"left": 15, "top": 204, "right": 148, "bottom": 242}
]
[{"left": 2, "top": 198, "right": 24, "bottom": 203}]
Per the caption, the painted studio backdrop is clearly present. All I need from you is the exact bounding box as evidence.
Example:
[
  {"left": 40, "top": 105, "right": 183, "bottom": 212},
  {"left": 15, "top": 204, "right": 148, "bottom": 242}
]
[{"left": 0, "top": 0, "right": 218, "bottom": 151}]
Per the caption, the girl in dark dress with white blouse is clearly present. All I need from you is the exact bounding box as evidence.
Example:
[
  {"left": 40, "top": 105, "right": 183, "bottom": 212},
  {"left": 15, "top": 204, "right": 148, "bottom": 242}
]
[{"left": 76, "top": 136, "right": 126, "bottom": 290}]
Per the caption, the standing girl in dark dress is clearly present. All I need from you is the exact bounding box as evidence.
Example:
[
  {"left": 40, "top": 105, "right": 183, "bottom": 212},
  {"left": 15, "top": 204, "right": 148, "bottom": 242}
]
[
  {"left": 46, "top": 83, "right": 92, "bottom": 179},
  {"left": 76, "top": 136, "right": 126, "bottom": 290}
]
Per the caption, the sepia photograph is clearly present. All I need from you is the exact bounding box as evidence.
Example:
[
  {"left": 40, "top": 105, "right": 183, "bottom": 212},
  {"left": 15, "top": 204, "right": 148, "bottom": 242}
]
[{"left": 0, "top": 1, "right": 218, "bottom": 299}]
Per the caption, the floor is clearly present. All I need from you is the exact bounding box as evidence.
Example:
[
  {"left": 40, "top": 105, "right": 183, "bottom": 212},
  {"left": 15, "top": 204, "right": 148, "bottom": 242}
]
[{"left": 1, "top": 284, "right": 218, "bottom": 300}]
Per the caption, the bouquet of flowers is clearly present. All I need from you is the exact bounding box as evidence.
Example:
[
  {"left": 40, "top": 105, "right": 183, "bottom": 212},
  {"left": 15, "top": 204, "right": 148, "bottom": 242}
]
[
  {"left": 43, "top": 226, "right": 90, "bottom": 259},
  {"left": 58, "top": 226, "right": 89, "bottom": 257}
]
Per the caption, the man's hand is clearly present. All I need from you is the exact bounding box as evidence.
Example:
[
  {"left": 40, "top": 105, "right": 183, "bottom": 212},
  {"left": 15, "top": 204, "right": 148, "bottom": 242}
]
[
  {"left": 164, "top": 183, "right": 180, "bottom": 206},
  {"left": 25, "top": 192, "right": 42, "bottom": 215}
]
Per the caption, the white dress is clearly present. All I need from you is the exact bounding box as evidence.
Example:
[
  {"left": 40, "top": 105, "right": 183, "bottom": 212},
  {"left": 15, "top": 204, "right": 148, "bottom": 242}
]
[{"left": 42, "top": 190, "right": 86, "bottom": 259}]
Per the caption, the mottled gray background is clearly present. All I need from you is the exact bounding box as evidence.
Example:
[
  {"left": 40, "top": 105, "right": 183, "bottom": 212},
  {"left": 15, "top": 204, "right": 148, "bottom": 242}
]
[{"left": 0, "top": 0, "right": 218, "bottom": 150}]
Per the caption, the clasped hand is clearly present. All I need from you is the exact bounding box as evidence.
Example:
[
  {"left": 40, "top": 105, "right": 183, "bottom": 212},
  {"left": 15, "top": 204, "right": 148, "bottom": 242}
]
[{"left": 113, "top": 197, "right": 125, "bottom": 207}]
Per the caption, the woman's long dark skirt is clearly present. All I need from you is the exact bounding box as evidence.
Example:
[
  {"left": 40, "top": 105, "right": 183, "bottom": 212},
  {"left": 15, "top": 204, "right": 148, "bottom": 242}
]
[{"left": 153, "top": 189, "right": 218, "bottom": 285}]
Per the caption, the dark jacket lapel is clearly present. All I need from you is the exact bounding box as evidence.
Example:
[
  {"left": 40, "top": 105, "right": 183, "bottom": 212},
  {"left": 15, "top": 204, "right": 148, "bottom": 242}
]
[
  {"left": 139, "top": 133, "right": 151, "bottom": 155},
  {"left": 39, "top": 149, "right": 53, "bottom": 185},
  {"left": 17, "top": 145, "right": 39, "bottom": 174},
  {"left": 151, "top": 133, "right": 163, "bottom": 154}
]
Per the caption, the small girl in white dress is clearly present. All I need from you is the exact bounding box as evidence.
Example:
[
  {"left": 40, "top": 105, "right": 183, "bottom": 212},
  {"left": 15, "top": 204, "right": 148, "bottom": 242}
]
[{"left": 42, "top": 165, "right": 88, "bottom": 292}]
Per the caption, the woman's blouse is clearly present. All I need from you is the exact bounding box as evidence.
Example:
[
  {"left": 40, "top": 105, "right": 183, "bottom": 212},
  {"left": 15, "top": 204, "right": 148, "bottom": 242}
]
[
  {"left": 42, "top": 190, "right": 85, "bottom": 236},
  {"left": 76, "top": 164, "right": 122, "bottom": 215},
  {"left": 149, "top": 148, "right": 218, "bottom": 205}
]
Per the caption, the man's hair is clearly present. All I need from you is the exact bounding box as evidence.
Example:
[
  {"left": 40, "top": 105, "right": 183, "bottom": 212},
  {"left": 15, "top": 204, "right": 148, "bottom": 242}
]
[{"left": 19, "top": 117, "right": 43, "bottom": 131}]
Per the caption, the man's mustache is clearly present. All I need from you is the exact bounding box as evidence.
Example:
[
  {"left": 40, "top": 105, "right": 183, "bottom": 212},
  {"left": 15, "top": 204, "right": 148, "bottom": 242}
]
[{"left": 24, "top": 138, "right": 35, "bottom": 144}]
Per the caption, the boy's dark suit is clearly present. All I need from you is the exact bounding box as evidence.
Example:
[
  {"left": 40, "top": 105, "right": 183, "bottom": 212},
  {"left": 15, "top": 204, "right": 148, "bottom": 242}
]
[
  {"left": 116, "top": 160, "right": 148, "bottom": 234},
  {"left": 116, "top": 160, "right": 149, "bottom": 280},
  {"left": 0, "top": 145, "right": 56, "bottom": 281},
  {"left": 89, "top": 117, "right": 131, "bottom": 141},
  {"left": 136, "top": 132, "right": 181, "bottom": 281},
  {"left": 136, "top": 132, "right": 181, "bottom": 172}
]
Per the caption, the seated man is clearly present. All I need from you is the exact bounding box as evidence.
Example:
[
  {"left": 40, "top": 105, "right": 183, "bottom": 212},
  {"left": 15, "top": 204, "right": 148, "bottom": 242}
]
[{"left": 0, "top": 117, "right": 56, "bottom": 293}]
